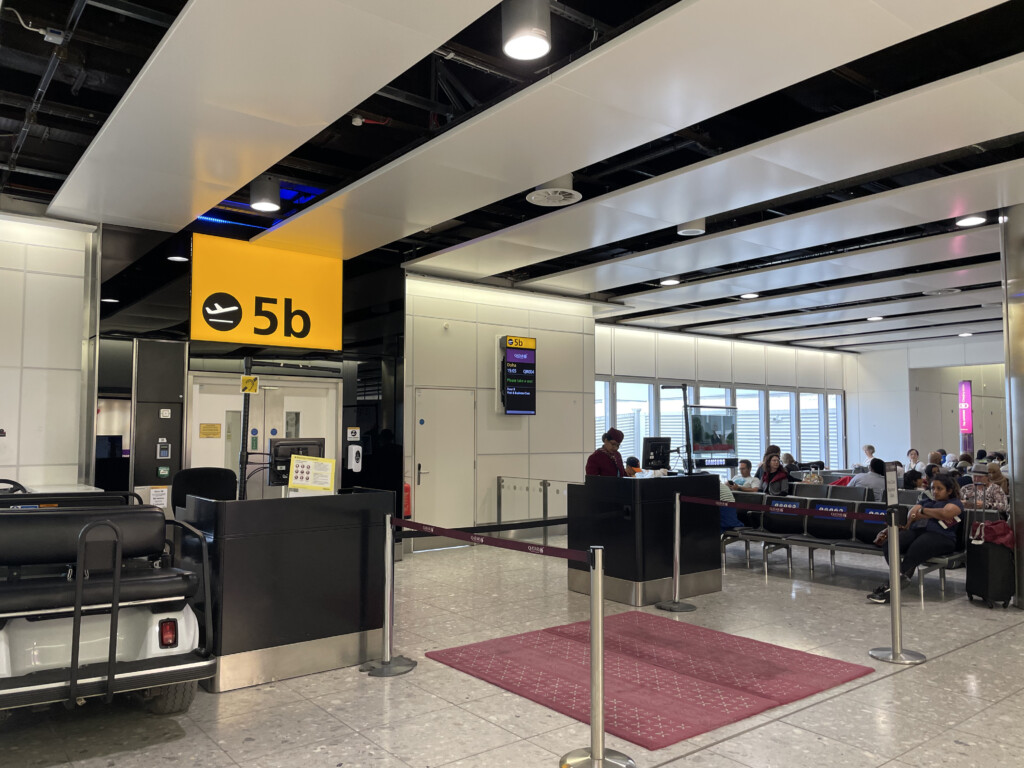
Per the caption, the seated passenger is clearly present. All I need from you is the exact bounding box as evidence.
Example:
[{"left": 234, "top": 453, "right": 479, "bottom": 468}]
[
  {"left": 868, "top": 474, "right": 963, "bottom": 603},
  {"left": 853, "top": 444, "right": 875, "bottom": 469},
  {"left": 758, "top": 453, "right": 793, "bottom": 496},
  {"left": 905, "top": 449, "right": 926, "bottom": 473},
  {"left": 961, "top": 465, "right": 1010, "bottom": 513},
  {"left": 754, "top": 445, "right": 781, "bottom": 480},
  {"left": 927, "top": 451, "right": 943, "bottom": 466},
  {"left": 718, "top": 479, "right": 743, "bottom": 531},
  {"left": 848, "top": 457, "right": 886, "bottom": 500},
  {"left": 903, "top": 469, "right": 925, "bottom": 491},
  {"left": 780, "top": 453, "right": 799, "bottom": 473},
  {"left": 727, "top": 459, "right": 760, "bottom": 491},
  {"left": 624, "top": 456, "right": 642, "bottom": 477}
]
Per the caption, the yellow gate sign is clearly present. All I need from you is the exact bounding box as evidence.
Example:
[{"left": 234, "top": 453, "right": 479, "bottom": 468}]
[
  {"left": 199, "top": 423, "right": 222, "bottom": 438},
  {"left": 240, "top": 375, "right": 259, "bottom": 394},
  {"left": 190, "top": 234, "right": 343, "bottom": 351}
]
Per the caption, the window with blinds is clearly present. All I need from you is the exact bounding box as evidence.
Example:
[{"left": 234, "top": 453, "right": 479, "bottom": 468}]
[
  {"left": 735, "top": 389, "right": 764, "bottom": 468},
  {"left": 799, "top": 392, "right": 824, "bottom": 463},
  {"left": 769, "top": 391, "right": 795, "bottom": 455},
  {"left": 827, "top": 393, "right": 844, "bottom": 468}
]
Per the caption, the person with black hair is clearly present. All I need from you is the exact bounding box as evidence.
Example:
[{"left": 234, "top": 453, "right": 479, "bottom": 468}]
[
  {"left": 848, "top": 457, "right": 886, "bottom": 500},
  {"left": 868, "top": 474, "right": 964, "bottom": 603},
  {"left": 903, "top": 469, "right": 924, "bottom": 491}
]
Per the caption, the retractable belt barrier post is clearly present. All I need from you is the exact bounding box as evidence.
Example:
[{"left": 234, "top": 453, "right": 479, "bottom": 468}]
[
  {"left": 561, "top": 546, "right": 636, "bottom": 768},
  {"left": 656, "top": 493, "right": 696, "bottom": 613},
  {"left": 360, "top": 513, "right": 417, "bottom": 677},
  {"left": 870, "top": 462, "right": 926, "bottom": 666},
  {"left": 371, "top": 516, "right": 633, "bottom": 766}
]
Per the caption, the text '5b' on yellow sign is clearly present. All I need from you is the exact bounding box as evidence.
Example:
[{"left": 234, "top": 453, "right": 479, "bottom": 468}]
[
  {"left": 505, "top": 336, "right": 536, "bottom": 350},
  {"left": 190, "top": 234, "right": 343, "bottom": 351}
]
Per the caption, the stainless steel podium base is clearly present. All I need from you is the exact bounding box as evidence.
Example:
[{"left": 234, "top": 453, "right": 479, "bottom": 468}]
[
  {"left": 869, "top": 647, "right": 927, "bottom": 665},
  {"left": 360, "top": 656, "right": 417, "bottom": 677},
  {"left": 568, "top": 567, "right": 719, "bottom": 606},
  {"left": 560, "top": 748, "right": 636, "bottom": 768}
]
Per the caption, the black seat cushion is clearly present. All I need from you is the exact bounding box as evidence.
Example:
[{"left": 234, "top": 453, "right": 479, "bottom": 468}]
[{"left": 0, "top": 567, "right": 197, "bottom": 613}]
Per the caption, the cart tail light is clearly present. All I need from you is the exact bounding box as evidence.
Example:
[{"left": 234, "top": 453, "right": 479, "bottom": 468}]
[{"left": 159, "top": 618, "right": 178, "bottom": 648}]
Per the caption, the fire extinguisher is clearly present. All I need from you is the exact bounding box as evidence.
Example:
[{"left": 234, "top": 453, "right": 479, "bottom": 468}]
[{"left": 403, "top": 482, "right": 412, "bottom": 518}]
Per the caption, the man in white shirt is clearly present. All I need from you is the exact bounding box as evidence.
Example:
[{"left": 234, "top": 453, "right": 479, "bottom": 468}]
[{"left": 728, "top": 459, "right": 760, "bottom": 491}]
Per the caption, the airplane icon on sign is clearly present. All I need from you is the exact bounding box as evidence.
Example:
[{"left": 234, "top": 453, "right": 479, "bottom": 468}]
[{"left": 205, "top": 303, "right": 239, "bottom": 323}]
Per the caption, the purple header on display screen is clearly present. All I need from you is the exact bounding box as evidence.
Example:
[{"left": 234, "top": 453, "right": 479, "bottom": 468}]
[
  {"left": 506, "top": 349, "right": 535, "bottom": 364},
  {"left": 958, "top": 380, "right": 973, "bottom": 434}
]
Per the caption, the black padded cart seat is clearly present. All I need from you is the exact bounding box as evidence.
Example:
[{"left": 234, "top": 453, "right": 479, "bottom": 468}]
[{"left": 0, "top": 506, "right": 196, "bottom": 616}]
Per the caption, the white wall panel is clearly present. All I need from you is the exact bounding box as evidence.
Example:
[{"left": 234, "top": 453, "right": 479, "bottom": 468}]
[
  {"left": 940, "top": 393, "right": 958, "bottom": 449},
  {"left": 476, "top": 454, "right": 529, "bottom": 524},
  {"left": 582, "top": 336, "right": 595, "bottom": 394},
  {"left": 534, "top": 330, "right": 584, "bottom": 392},
  {"left": 17, "top": 464, "right": 79, "bottom": 486},
  {"left": 22, "top": 273, "right": 83, "bottom": 369},
  {"left": 595, "top": 326, "right": 612, "bottom": 375},
  {"left": 477, "top": 392, "right": 530, "bottom": 455},
  {"left": 412, "top": 295, "right": 477, "bottom": 322},
  {"left": 19, "top": 368, "right": 81, "bottom": 466},
  {"left": 530, "top": 310, "right": 583, "bottom": 333},
  {"left": 613, "top": 327, "right": 656, "bottom": 377},
  {"left": 26, "top": 245, "right": 85, "bottom": 277},
  {"left": 0, "top": 241, "right": 25, "bottom": 269},
  {"left": 0, "top": 368, "right": 19, "bottom": 466},
  {"left": 982, "top": 364, "right": 1006, "bottom": 397},
  {"left": 583, "top": 393, "right": 596, "bottom": 451},
  {"left": 0, "top": 271, "right": 24, "bottom": 364},
  {"left": 765, "top": 347, "right": 797, "bottom": 387},
  {"left": 476, "top": 323, "right": 529, "bottom": 390},
  {"left": 411, "top": 316, "right": 476, "bottom": 387},
  {"left": 477, "top": 303, "right": 529, "bottom": 327},
  {"left": 529, "top": 392, "right": 584, "bottom": 454},
  {"left": 529, "top": 452, "right": 584, "bottom": 484},
  {"left": 825, "top": 353, "right": 844, "bottom": 389},
  {"left": 909, "top": 391, "right": 942, "bottom": 457},
  {"left": 583, "top": 317, "right": 595, "bottom": 334},
  {"left": 696, "top": 337, "right": 732, "bottom": 383},
  {"left": 731, "top": 341, "right": 766, "bottom": 385},
  {"left": 964, "top": 339, "right": 1005, "bottom": 365},
  {"left": 656, "top": 333, "right": 696, "bottom": 380},
  {"left": 796, "top": 349, "right": 826, "bottom": 388}
]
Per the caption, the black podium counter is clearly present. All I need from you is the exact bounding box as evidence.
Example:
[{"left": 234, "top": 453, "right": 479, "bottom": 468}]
[
  {"left": 567, "top": 474, "right": 721, "bottom": 605},
  {"left": 178, "top": 489, "right": 388, "bottom": 691}
]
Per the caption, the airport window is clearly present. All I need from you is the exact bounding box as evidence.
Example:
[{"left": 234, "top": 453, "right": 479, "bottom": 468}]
[
  {"left": 615, "top": 381, "right": 654, "bottom": 459},
  {"left": 827, "top": 393, "right": 845, "bottom": 468},
  {"left": 697, "top": 385, "right": 732, "bottom": 407},
  {"left": 734, "top": 389, "right": 765, "bottom": 469},
  {"left": 798, "top": 392, "right": 825, "bottom": 463},
  {"left": 595, "top": 380, "right": 611, "bottom": 446},
  {"left": 769, "top": 390, "right": 796, "bottom": 456}
]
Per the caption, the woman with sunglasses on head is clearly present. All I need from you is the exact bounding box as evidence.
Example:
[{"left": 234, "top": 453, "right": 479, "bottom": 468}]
[{"left": 868, "top": 473, "right": 964, "bottom": 603}]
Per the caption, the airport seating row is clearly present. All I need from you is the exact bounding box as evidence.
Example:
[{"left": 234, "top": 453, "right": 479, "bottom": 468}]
[{"left": 720, "top": 492, "right": 977, "bottom": 597}]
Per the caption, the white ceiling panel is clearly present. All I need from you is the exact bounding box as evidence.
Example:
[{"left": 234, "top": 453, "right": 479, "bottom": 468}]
[
  {"left": 412, "top": 49, "right": 1024, "bottom": 279},
  {"left": 259, "top": 0, "right": 1004, "bottom": 261},
  {"left": 802, "top": 320, "right": 1004, "bottom": 348},
  {"left": 698, "top": 287, "right": 1004, "bottom": 336},
  {"left": 619, "top": 263, "right": 1003, "bottom": 327},
  {"left": 612, "top": 227, "right": 999, "bottom": 312},
  {"left": 47, "top": 0, "right": 501, "bottom": 231},
  {"left": 751, "top": 307, "right": 1003, "bottom": 343}
]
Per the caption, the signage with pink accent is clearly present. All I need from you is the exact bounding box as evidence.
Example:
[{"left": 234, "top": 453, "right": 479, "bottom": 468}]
[{"left": 958, "top": 380, "right": 973, "bottom": 434}]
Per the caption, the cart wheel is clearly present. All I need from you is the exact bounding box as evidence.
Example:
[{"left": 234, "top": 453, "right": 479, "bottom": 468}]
[
  {"left": 986, "top": 599, "right": 995, "bottom": 609},
  {"left": 1003, "top": 599, "right": 1011, "bottom": 609},
  {"left": 967, "top": 593, "right": 974, "bottom": 602}
]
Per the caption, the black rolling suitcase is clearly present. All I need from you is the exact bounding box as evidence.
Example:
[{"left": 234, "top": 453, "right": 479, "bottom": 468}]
[{"left": 966, "top": 541, "right": 1015, "bottom": 609}]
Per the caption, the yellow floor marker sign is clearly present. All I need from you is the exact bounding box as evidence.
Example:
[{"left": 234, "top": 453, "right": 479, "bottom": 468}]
[{"left": 240, "top": 375, "right": 259, "bottom": 394}]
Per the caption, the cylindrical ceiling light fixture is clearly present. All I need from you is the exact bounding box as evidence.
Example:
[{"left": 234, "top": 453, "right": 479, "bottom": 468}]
[
  {"left": 677, "top": 217, "right": 706, "bottom": 236},
  {"left": 502, "top": 0, "right": 551, "bottom": 60},
  {"left": 250, "top": 174, "right": 280, "bottom": 212}
]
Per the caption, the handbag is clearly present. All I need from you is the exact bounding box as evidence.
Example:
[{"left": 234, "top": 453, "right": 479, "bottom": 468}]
[{"left": 970, "top": 519, "right": 1015, "bottom": 550}]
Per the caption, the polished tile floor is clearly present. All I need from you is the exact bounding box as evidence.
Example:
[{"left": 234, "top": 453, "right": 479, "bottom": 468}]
[{"left": 3, "top": 536, "right": 1023, "bottom": 767}]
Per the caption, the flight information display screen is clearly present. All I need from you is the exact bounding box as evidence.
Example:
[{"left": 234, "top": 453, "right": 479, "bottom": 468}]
[{"left": 501, "top": 336, "right": 537, "bottom": 415}]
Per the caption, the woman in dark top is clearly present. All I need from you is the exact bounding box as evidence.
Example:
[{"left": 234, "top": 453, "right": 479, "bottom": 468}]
[
  {"left": 868, "top": 474, "right": 964, "bottom": 603},
  {"left": 585, "top": 429, "right": 627, "bottom": 477},
  {"left": 758, "top": 453, "right": 792, "bottom": 496}
]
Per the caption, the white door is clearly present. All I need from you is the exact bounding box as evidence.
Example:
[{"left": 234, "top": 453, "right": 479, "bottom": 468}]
[
  {"left": 187, "top": 374, "right": 339, "bottom": 499},
  {"left": 414, "top": 388, "right": 475, "bottom": 548}
]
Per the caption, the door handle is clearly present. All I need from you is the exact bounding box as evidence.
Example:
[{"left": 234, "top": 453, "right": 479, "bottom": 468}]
[{"left": 417, "top": 463, "right": 429, "bottom": 485}]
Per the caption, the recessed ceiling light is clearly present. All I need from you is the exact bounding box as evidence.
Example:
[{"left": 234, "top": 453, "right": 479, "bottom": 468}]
[
  {"left": 502, "top": 0, "right": 551, "bottom": 60},
  {"left": 659, "top": 277, "right": 681, "bottom": 286},
  {"left": 922, "top": 288, "right": 961, "bottom": 296},
  {"left": 167, "top": 255, "right": 189, "bottom": 263},
  {"left": 867, "top": 316, "right": 884, "bottom": 322},
  {"left": 739, "top": 293, "right": 759, "bottom": 300},
  {"left": 677, "top": 217, "right": 706, "bottom": 236},
  {"left": 956, "top": 215, "right": 986, "bottom": 227},
  {"left": 100, "top": 298, "right": 119, "bottom": 303},
  {"left": 999, "top": 215, "right": 1009, "bottom": 224},
  {"left": 959, "top": 332, "right": 973, "bottom": 337}
]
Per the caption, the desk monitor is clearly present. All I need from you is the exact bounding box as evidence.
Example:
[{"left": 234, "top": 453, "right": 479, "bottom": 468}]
[
  {"left": 641, "top": 436, "right": 671, "bottom": 470},
  {"left": 268, "top": 437, "right": 325, "bottom": 486}
]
